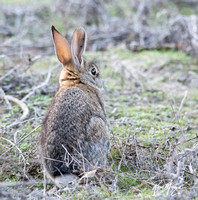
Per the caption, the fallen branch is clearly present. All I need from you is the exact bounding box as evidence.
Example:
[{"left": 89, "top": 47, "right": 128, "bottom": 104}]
[
  {"left": 0, "top": 87, "right": 12, "bottom": 109},
  {"left": 22, "top": 64, "right": 60, "bottom": 102},
  {"left": 5, "top": 95, "right": 29, "bottom": 121},
  {"left": 0, "top": 92, "right": 30, "bottom": 128},
  {"left": 2, "top": 125, "right": 41, "bottom": 156},
  {"left": 0, "top": 65, "right": 19, "bottom": 82}
]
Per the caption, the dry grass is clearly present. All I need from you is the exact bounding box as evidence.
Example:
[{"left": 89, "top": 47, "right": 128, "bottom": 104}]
[{"left": 0, "top": 49, "right": 197, "bottom": 199}]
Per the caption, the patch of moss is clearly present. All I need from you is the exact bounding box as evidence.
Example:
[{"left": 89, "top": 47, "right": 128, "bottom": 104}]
[
  {"left": 30, "top": 95, "right": 52, "bottom": 107},
  {"left": 20, "top": 142, "right": 30, "bottom": 151},
  {"left": 118, "top": 174, "right": 142, "bottom": 190},
  {"left": 0, "top": 105, "right": 22, "bottom": 126}
]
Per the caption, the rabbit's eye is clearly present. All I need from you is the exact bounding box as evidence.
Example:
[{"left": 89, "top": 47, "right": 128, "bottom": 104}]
[{"left": 91, "top": 68, "right": 96, "bottom": 75}]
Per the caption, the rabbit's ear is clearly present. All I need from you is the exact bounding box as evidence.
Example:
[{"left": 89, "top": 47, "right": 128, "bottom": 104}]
[
  {"left": 71, "top": 27, "right": 87, "bottom": 66},
  {"left": 51, "top": 26, "right": 72, "bottom": 66}
]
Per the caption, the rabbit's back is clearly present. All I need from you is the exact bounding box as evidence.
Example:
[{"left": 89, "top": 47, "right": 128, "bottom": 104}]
[{"left": 40, "top": 85, "right": 109, "bottom": 177}]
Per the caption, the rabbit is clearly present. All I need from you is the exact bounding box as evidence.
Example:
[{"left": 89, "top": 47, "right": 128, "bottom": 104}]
[{"left": 39, "top": 26, "right": 110, "bottom": 187}]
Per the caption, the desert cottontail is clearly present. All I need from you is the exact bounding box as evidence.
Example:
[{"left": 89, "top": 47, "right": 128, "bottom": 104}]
[{"left": 39, "top": 26, "right": 109, "bottom": 187}]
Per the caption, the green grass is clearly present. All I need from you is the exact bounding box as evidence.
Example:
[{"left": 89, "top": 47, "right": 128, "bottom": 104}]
[
  {"left": 30, "top": 95, "right": 52, "bottom": 107},
  {"left": 1, "top": 49, "right": 197, "bottom": 199},
  {"left": 0, "top": 105, "right": 21, "bottom": 125},
  {"left": 109, "top": 102, "right": 197, "bottom": 142}
]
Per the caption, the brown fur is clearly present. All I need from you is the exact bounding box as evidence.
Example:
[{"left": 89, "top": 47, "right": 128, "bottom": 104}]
[
  {"left": 38, "top": 26, "right": 109, "bottom": 186},
  {"left": 57, "top": 66, "right": 81, "bottom": 94}
]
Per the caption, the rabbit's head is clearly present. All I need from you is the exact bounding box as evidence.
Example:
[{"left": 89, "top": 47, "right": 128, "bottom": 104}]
[{"left": 52, "top": 26, "right": 103, "bottom": 89}]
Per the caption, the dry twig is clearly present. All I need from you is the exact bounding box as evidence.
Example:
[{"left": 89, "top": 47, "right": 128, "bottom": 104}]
[
  {"left": 22, "top": 64, "right": 60, "bottom": 102},
  {"left": 0, "top": 87, "right": 12, "bottom": 109},
  {"left": 2, "top": 125, "right": 41, "bottom": 156},
  {"left": 6, "top": 95, "right": 29, "bottom": 121},
  {"left": 0, "top": 65, "right": 19, "bottom": 82}
]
